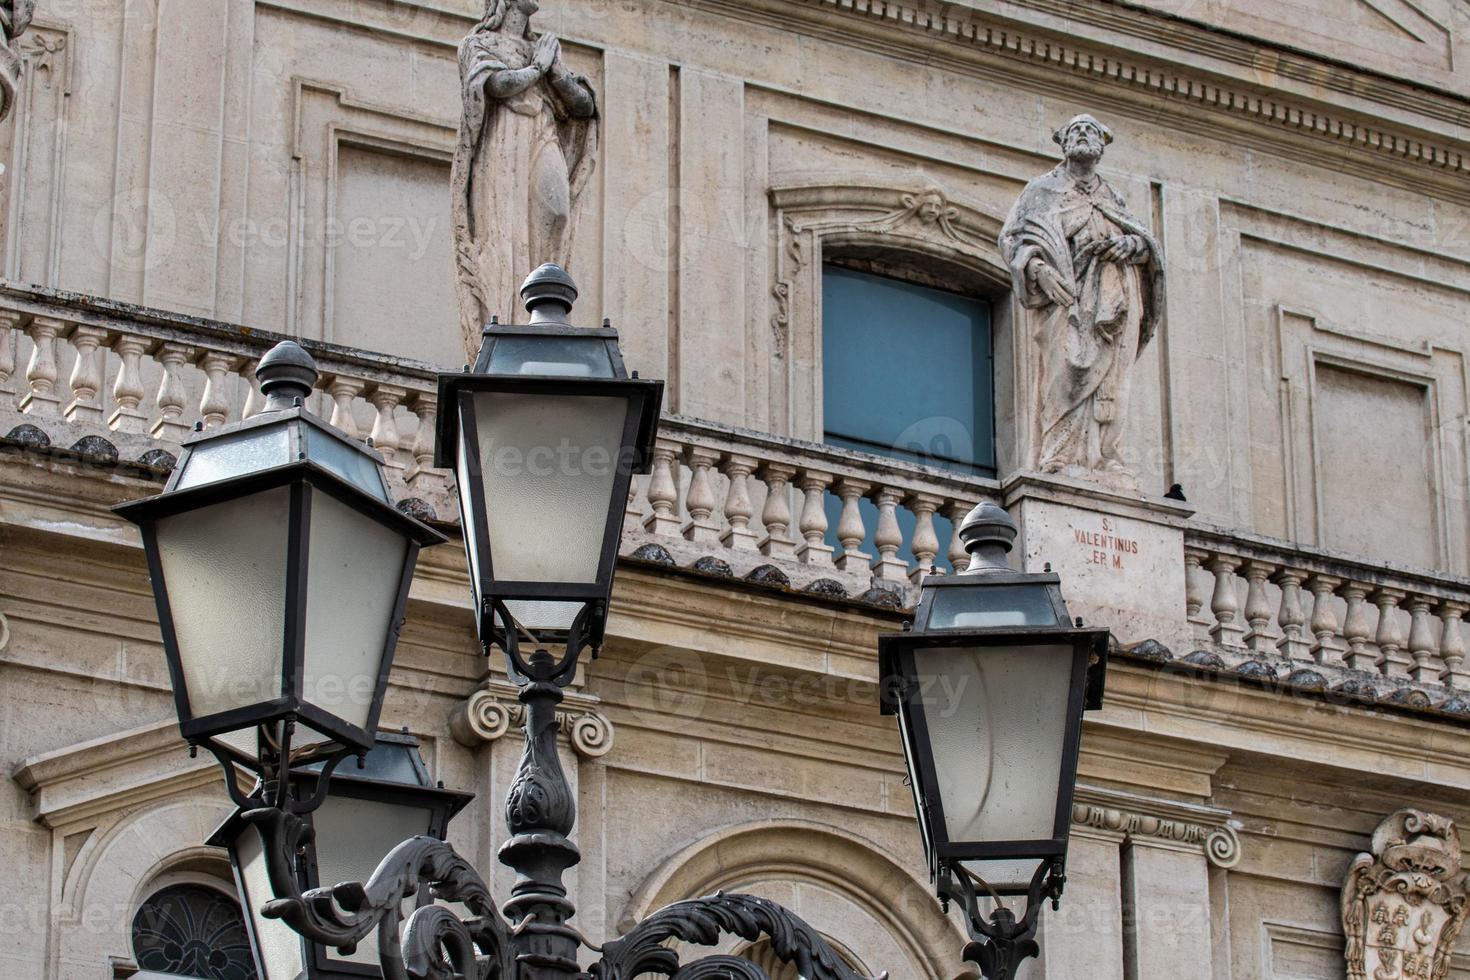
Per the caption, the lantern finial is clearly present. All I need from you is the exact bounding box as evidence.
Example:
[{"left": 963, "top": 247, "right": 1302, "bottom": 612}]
[
  {"left": 256, "top": 340, "right": 320, "bottom": 411},
  {"left": 957, "top": 501, "right": 1016, "bottom": 574},
  {"left": 520, "top": 263, "right": 578, "bottom": 324}
]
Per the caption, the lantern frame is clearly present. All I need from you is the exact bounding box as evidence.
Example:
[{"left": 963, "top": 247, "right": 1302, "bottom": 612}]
[
  {"left": 433, "top": 275, "right": 663, "bottom": 655},
  {"left": 878, "top": 609, "right": 1107, "bottom": 897},
  {"left": 209, "top": 732, "right": 473, "bottom": 980},
  {"left": 113, "top": 350, "right": 445, "bottom": 767}
]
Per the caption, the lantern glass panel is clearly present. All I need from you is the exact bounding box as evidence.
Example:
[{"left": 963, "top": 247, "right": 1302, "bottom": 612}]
[
  {"left": 918, "top": 643, "right": 1073, "bottom": 847},
  {"left": 926, "top": 584, "right": 1063, "bottom": 630},
  {"left": 506, "top": 598, "right": 580, "bottom": 632},
  {"left": 154, "top": 487, "right": 290, "bottom": 720},
  {"left": 302, "top": 424, "right": 390, "bottom": 502},
  {"left": 301, "top": 491, "right": 407, "bottom": 732},
  {"left": 312, "top": 795, "right": 435, "bottom": 967},
  {"left": 456, "top": 445, "right": 483, "bottom": 612},
  {"left": 174, "top": 428, "right": 291, "bottom": 490},
  {"left": 235, "top": 822, "right": 306, "bottom": 980},
  {"left": 958, "top": 857, "right": 1047, "bottom": 895},
  {"left": 469, "top": 390, "right": 628, "bottom": 584},
  {"left": 487, "top": 336, "right": 617, "bottom": 378}
]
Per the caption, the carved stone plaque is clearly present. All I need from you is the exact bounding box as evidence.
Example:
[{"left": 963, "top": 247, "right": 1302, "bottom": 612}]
[{"left": 1343, "top": 809, "right": 1469, "bottom": 980}]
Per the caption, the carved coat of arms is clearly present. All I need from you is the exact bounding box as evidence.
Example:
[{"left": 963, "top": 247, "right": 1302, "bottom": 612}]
[{"left": 1343, "top": 809, "right": 1469, "bottom": 980}]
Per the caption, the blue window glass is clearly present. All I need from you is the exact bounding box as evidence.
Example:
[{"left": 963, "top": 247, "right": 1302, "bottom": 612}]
[
  {"left": 820, "top": 265, "right": 995, "bottom": 572},
  {"left": 821, "top": 264, "right": 994, "bottom": 476}
]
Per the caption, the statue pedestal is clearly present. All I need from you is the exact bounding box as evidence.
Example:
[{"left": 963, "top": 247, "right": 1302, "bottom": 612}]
[{"left": 1002, "top": 471, "right": 1194, "bottom": 650}]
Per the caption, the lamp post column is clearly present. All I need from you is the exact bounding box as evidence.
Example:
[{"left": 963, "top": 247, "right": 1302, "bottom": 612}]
[{"left": 500, "top": 651, "right": 584, "bottom": 980}]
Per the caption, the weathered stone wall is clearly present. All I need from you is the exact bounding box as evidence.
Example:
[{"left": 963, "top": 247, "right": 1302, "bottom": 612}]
[
  {"left": 3, "top": 1, "right": 1469, "bottom": 562},
  {"left": 3, "top": 2, "right": 1470, "bottom": 979}
]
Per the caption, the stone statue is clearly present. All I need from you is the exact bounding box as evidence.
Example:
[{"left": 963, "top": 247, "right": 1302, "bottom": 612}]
[
  {"left": 0, "top": 0, "right": 33, "bottom": 121},
  {"left": 999, "top": 114, "right": 1164, "bottom": 488},
  {"left": 1342, "top": 809, "right": 1469, "bottom": 980},
  {"left": 452, "top": 0, "right": 598, "bottom": 357}
]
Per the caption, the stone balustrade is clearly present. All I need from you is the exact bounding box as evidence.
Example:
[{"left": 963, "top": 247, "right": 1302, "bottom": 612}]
[
  {"left": 0, "top": 284, "right": 998, "bottom": 603},
  {"left": 623, "top": 416, "right": 1001, "bottom": 599},
  {"left": 0, "top": 284, "right": 453, "bottom": 514},
  {"left": 1184, "top": 526, "right": 1470, "bottom": 691},
  {"left": 8, "top": 283, "right": 1470, "bottom": 701}
]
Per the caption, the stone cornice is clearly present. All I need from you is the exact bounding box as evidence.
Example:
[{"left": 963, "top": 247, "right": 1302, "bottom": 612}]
[
  {"left": 11, "top": 720, "right": 224, "bottom": 830},
  {"left": 260, "top": 0, "right": 1470, "bottom": 200},
  {"left": 714, "top": 0, "right": 1470, "bottom": 201},
  {"left": 1072, "top": 783, "right": 1241, "bottom": 867}
]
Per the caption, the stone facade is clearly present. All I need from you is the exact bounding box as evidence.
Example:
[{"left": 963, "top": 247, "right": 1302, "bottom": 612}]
[{"left": 3, "top": 1, "right": 1470, "bottom": 979}]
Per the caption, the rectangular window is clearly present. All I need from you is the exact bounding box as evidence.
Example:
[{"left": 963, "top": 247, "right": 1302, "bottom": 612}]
[{"left": 821, "top": 264, "right": 995, "bottom": 476}]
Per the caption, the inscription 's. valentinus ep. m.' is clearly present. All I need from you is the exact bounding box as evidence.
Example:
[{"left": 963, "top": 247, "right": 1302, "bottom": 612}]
[{"left": 1073, "top": 517, "right": 1140, "bottom": 571}]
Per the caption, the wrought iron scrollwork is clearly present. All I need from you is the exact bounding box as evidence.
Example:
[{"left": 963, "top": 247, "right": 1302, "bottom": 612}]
[
  {"left": 231, "top": 800, "right": 515, "bottom": 980},
  {"left": 948, "top": 860, "right": 1063, "bottom": 980},
  {"left": 592, "top": 892, "right": 885, "bottom": 980}
]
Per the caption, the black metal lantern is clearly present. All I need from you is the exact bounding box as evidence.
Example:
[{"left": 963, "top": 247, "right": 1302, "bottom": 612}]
[
  {"left": 210, "top": 732, "right": 473, "bottom": 979},
  {"left": 879, "top": 502, "right": 1107, "bottom": 906},
  {"left": 434, "top": 264, "right": 662, "bottom": 655},
  {"left": 114, "top": 341, "right": 445, "bottom": 771}
]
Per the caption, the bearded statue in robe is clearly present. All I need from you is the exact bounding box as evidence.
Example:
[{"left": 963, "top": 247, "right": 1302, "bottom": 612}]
[
  {"left": 452, "top": 0, "right": 598, "bottom": 357},
  {"left": 999, "top": 115, "right": 1165, "bottom": 489},
  {"left": 0, "top": 0, "right": 34, "bottom": 121}
]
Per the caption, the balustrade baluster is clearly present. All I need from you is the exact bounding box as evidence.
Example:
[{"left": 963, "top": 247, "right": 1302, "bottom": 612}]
[
  {"left": 325, "top": 376, "right": 365, "bottom": 438},
  {"left": 1307, "top": 575, "right": 1346, "bottom": 666},
  {"left": 20, "top": 315, "right": 64, "bottom": 416},
  {"left": 1184, "top": 548, "right": 1211, "bottom": 628},
  {"left": 871, "top": 487, "right": 908, "bottom": 583},
  {"left": 240, "top": 361, "right": 264, "bottom": 419},
  {"left": 108, "top": 334, "right": 152, "bottom": 433},
  {"left": 1207, "top": 555, "right": 1245, "bottom": 649},
  {"left": 64, "top": 326, "right": 109, "bottom": 424},
  {"left": 683, "top": 447, "right": 723, "bottom": 546},
  {"left": 758, "top": 463, "right": 797, "bottom": 559},
  {"left": 1372, "top": 588, "right": 1408, "bottom": 679},
  {"left": 907, "top": 492, "right": 942, "bottom": 583},
  {"left": 0, "top": 310, "right": 19, "bottom": 401},
  {"left": 367, "top": 383, "right": 406, "bottom": 467},
  {"left": 149, "top": 342, "right": 195, "bottom": 440},
  {"left": 643, "top": 443, "right": 682, "bottom": 537},
  {"left": 1405, "top": 596, "right": 1439, "bottom": 685},
  {"left": 407, "top": 392, "right": 441, "bottom": 491},
  {"left": 833, "top": 478, "right": 873, "bottom": 573},
  {"left": 1242, "top": 560, "right": 1275, "bottom": 655},
  {"left": 719, "top": 454, "right": 760, "bottom": 551},
  {"left": 1439, "top": 601, "right": 1468, "bottom": 690},
  {"left": 944, "top": 501, "right": 970, "bottom": 571},
  {"left": 196, "top": 351, "right": 238, "bottom": 429},
  {"left": 1272, "top": 569, "right": 1312, "bottom": 662},
  {"left": 1339, "top": 582, "right": 1373, "bottom": 671},
  {"left": 796, "top": 471, "right": 835, "bottom": 566}
]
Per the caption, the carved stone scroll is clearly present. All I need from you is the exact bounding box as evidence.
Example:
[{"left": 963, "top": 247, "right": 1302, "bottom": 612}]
[
  {"left": 1342, "top": 808, "right": 1469, "bottom": 980},
  {"left": 450, "top": 681, "right": 613, "bottom": 758}
]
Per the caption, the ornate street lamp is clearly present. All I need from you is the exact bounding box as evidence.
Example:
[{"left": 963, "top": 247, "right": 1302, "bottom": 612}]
[
  {"left": 113, "top": 341, "right": 446, "bottom": 771},
  {"left": 879, "top": 502, "right": 1109, "bottom": 980},
  {"left": 125, "top": 266, "right": 877, "bottom": 980},
  {"left": 433, "top": 263, "right": 663, "bottom": 660},
  {"left": 210, "top": 731, "right": 472, "bottom": 979}
]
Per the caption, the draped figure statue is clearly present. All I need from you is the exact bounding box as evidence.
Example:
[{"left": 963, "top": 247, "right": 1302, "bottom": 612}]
[
  {"left": 999, "top": 115, "right": 1165, "bottom": 488},
  {"left": 452, "top": 0, "right": 598, "bottom": 356},
  {"left": 0, "top": 0, "right": 33, "bottom": 121}
]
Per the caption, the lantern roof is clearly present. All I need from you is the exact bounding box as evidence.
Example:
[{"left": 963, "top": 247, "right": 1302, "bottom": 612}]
[{"left": 163, "top": 341, "right": 392, "bottom": 504}]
